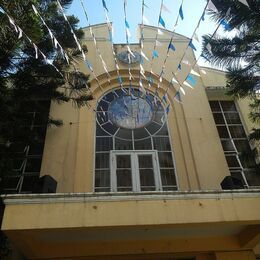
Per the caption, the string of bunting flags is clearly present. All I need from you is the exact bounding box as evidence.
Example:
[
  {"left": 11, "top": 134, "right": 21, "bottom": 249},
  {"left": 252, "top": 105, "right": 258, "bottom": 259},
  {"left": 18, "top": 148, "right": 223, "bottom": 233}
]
[
  {"left": 0, "top": 6, "right": 63, "bottom": 77},
  {"left": 79, "top": 0, "right": 111, "bottom": 83},
  {"left": 56, "top": 0, "right": 103, "bottom": 90},
  {"left": 101, "top": 0, "right": 125, "bottom": 89},
  {"left": 163, "top": 0, "right": 233, "bottom": 108}
]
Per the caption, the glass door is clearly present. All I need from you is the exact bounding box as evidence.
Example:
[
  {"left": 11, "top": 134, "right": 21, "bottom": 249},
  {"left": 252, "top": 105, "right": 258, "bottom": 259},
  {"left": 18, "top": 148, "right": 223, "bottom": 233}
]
[{"left": 111, "top": 151, "right": 161, "bottom": 192}]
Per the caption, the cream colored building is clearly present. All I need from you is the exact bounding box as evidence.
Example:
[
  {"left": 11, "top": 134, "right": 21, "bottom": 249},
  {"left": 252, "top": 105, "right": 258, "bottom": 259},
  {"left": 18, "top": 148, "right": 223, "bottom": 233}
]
[{"left": 1, "top": 24, "right": 260, "bottom": 259}]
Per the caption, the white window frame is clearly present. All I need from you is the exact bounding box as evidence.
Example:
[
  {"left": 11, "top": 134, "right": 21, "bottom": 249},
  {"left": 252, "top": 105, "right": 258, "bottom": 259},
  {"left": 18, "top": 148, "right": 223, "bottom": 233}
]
[{"left": 110, "top": 150, "right": 162, "bottom": 192}]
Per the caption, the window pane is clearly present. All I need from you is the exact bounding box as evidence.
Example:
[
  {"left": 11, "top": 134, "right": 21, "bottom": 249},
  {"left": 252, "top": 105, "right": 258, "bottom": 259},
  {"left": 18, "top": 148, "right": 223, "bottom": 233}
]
[
  {"left": 21, "top": 175, "right": 39, "bottom": 192},
  {"left": 97, "top": 99, "right": 109, "bottom": 111},
  {"left": 209, "top": 101, "right": 221, "bottom": 112},
  {"left": 95, "top": 153, "right": 109, "bottom": 169},
  {"left": 244, "top": 169, "right": 260, "bottom": 186},
  {"left": 230, "top": 171, "right": 246, "bottom": 186},
  {"left": 25, "top": 158, "right": 42, "bottom": 173},
  {"left": 102, "top": 121, "right": 118, "bottom": 135},
  {"left": 229, "top": 126, "right": 246, "bottom": 138},
  {"left": 95, "top": 170, "right": 110, "bottom": 188},
  {"left": 224, "top": 113, "right": 241, "bottom": 124},
  {"left": 139, "top": 169, "right": 155, "bottom": 191},
  {"left": 220, "top": 101, "right": 237, "bottom": 112},
  {"left": 138, "top": 155, "right": 153, "bottom": 168},
  {"left": 158, "top": 152, "right": 174, "bottom": 168},
  {"left": 134, "top": 138, "right": 152, "bottom": 150},
  {"left": 153, "top": 111, "right": 165, "bottom": 124},
  {"left": 234, "top": 140, "right": 250, "bottom": 153},
  {"left": 116, "top": 128, "right": 132, "bottom": 140},
  {"left": 161, "top": 169, "right": 176, "bottom": 187},
  {"left": 96, "top": 123, "right": 109, "bottom": 136},
  {"left": 96, "top": 137, "right": 113, "bottom": 151},
  {"left": 217, "top": 126, "right": 230, "bottom": 138},
  {"left": 239, "top": 155, "right": 256, "bottom": 168},
  {"left": 116, "top": 169, "right": 132, "bottom": 191},
  {"left": 153, "top": 137, "right": 171, "bottom": 151},
  {"left": 226, "top": 155, "right": 240, "bottom": 168},
  {"left": 97, "top": 112, "right": 108, "bottom": 125},
  {"left": 221, "top": 140, "right": 236, "bottom": 152},
  {"left": 115, "top": 138, "right": 133, "bottom": 150},
  {"left": 213, "top": 113, "right": 225, "bottom": 124},
  {"left": 155, "top": 124, "right": 169, "bottom": 136},
  {"left": 146, "top": 121, "right": 161, "bottom": 135},
  {"left": 117, "top": 155, "right": 131, "bottom": 168},
  {"left": 134, "top": 128, "right": 149, "bottom": 140}
]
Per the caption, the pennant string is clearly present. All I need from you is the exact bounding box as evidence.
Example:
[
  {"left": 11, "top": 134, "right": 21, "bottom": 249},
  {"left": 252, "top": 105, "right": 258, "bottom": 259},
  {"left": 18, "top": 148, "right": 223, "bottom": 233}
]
[
  {"left": 56, "top": 0, "right": 103, "bottom": 90},
  {"left": 162, "top": 7, "right": 225, "bottom": 105},
  {"left": 101, "top": 0, "right": 123, "bottom": 88},
  {"left": 31, "top": 4, "right": 70, "bottom": 65},
  {"left": 2, "top": 8, "right": 63, "bottom": 77},
  {"left": 79, "top": 0, "right": 111, "bottom": 81}
]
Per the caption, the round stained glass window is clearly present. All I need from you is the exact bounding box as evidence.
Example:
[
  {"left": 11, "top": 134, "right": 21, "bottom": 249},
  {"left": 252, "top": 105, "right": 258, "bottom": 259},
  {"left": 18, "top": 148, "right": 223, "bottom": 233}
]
[{"left": 108, "top": 95, "right": 153, "bottom": 129}]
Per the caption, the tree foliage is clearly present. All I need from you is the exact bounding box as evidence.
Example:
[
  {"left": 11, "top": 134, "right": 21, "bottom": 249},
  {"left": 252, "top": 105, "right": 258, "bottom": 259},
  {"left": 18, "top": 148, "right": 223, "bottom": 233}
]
[
  {"left": 202, "top": 0, "right": 260, "bottom": 143},
  {"left": 0, "top": 0, "right": 92, "bottom": 191}
]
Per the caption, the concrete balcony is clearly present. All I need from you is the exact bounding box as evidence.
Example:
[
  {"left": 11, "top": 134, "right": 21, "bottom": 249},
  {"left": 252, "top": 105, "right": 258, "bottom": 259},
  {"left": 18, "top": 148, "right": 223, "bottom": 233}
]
[{"left": 1, "top": 190, "right": 260, "bottom": 259}]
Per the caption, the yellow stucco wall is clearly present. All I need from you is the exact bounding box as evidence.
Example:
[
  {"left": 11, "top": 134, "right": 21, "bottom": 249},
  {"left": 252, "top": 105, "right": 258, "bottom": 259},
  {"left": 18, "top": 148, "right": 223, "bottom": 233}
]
[{"left": 40, "top": 24, "right": 254, "bottom": 193}]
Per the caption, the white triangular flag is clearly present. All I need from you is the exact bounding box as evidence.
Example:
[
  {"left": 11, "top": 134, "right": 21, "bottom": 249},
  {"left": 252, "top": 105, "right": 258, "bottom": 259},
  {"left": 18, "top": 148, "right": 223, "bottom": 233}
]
[
  {"left": 194, "top": 33, "right": 200, "bottom": 43},
  {"left": 183, "top": 81, "right": 194, "bottom": 89},
  {"left": 33, "top": 43, "right": 38, "bottom": 59},
  {"left": 206, "top": 43, "right": 212, "bottom": 53},
  {"left": 127, "top": 46, "right": 135, "bottom": 57},
  {"left": 155, "top": 40, "right": 162, "bottom": 47},
  {"left": 182, "top": 59, "right": 191, "bottom": 66},
  {"left": 18, "top": 27, "right": 23, "bottom": 39},
  {"left": 159, "top": 76, "right": 163, "bottom": 82},
  {"left": 126, "top": 28, "right": 131, "bottom": 38},
  {"left": 200, "top": 69, "right": 207, "bottom": 75},
  {"left": 157, "top": 28, "right": 164, "bottom": 35},
  {"left": 162, "top": 3, "right": 171, "bottom": 13},
  {"left": 207, "top": 0, "right": 218, "bottom": 12},
  {"left": 171, "top": 76, "right": 178, "bottom": 84},
  {"left": 190, "top": 69, "right": 201, "bottom": 77},
  {"left": 54, "top": 38, "right": 58, "bottom": 48},
  {"left": 116, "top": 64, "right": 119, "bottom": 70},
  {"left": 8, "top": 16, "right": 18, "bottom": 32},
  {"left": 141, "top": 50, "right": 149, "bottom": 61},
  {"left": 238, "top": 0, "right": 249, "bottom": 7},
  {"left": 32, "top": 4, "right": 38, "bottom": 15},
  {"left": 180, "top": 87, "right": 186, "bottom": 95},
  {"left": 143, "top": 15, "right": 150, "bottom": 25}
]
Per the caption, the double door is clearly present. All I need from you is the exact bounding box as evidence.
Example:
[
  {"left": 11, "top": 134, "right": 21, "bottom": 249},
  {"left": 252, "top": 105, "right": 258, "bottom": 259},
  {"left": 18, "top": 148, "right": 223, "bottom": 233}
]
[{"left": 111, "top": 151, "right": 161, "bottom": 192}]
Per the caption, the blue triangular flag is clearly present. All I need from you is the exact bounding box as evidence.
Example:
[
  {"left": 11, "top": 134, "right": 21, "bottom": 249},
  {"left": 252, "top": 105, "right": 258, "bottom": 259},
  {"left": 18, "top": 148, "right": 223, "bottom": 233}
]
[
  {"left": 152, "top": 50, "right": 159, "bottom": 58},
  {"left": 125, "top": 20, "right": 130, "bottom": 28},
  {"left": 108, "top": 31, "right": 113, "bottom": 42},
  {"left": 85, "top": 60, "right": 93, "bottom": 70},
  {"left": 174, "top": 91, "right": 182, "bottom": 102},
  {"left": 178, "top": 63, "right": 182, "bottom": 70},
  {"left": 144, "top": 3, "right": 149, "bottom": 8},
  {"left": 201, "top": 54, "right": 210, "bottom": 62},
  {"left": 162, "top": 94, "right": 168, "bottom": 103},
  {"left": 186, "top": 74, "right": 196, "bottom": 86},
  {"left": 102, "top": 0, "right": 109, "bottom": 12},
  {"left": 118, "top": 76, "right": 123, "bottom": 84},
  {"left": 220, "top": 19, "right": 231, "bottom": 31},
  {"left": 159, "top": 15, "right": 166, "bottom": 28},
  {"left": 201, "top": 11, "right": 205, "bottom": 21},
  {"left": 179, "top": 4, "right": 184, "bottom": 20},
  {"left": 147, "top": 76, "right": 153, "bottom": 84},
  {"left": 166, "top": 104, "right": 170, "bottom": 114},
  {"left": 168, "top": 41, "right": 176, "bottom": 51},
  {"left": 189, "top": 40, "right": 197, "bottom": 51}
]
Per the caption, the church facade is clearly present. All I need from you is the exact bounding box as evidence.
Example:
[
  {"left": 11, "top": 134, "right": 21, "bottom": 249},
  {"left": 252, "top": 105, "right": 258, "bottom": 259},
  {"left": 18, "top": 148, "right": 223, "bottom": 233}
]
[{"left": 1, "top": 24, "right": 260, "bottom": 260}]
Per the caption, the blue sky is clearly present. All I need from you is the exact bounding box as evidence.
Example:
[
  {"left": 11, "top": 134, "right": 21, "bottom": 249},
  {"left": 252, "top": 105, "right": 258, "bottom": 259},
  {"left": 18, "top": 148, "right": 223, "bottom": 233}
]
[{"left": 67, "top": 0, "right": 219, "bottom": 64}]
